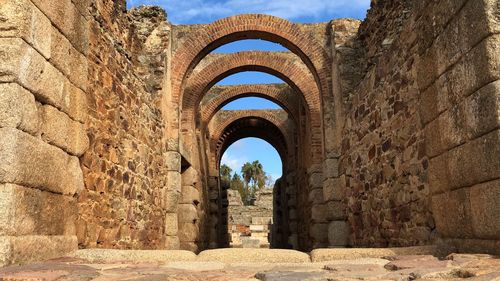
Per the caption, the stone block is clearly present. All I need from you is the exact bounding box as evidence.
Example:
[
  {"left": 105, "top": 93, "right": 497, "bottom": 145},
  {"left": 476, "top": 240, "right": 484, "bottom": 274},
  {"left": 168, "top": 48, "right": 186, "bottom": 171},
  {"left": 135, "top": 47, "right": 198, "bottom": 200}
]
[
  {"left": 448, "top": 129, "right": 500, "bottom": 189},
  {"left": 308, "top": 189, "right": 324, "bottom": 204},
  {"left": 249, "top": 225, "right": 265, "bottom": 231},
  {"left": 178, "top": 204, "right": 199, "bottom": 223},
  {"left": 470, "top": 179, "right": 500, "bottom": 239},
  {"left": 29, "top": 0, "right": 89, "bottom": 54},
  {"left": 40, "top": 105, "right": 89, "bottom": 156},
  {"left": 76, "top": 249, "right": 198, "bottom": 262},
  {"left": 308, "top": 173, "right": 323, "bottom": 188},
  {"left": 0, "top": 38, "right": 87, "bottom": 123},
  {"left": 417, "top": 0, "right": 498, "bottom": 91},
  {"left": 0, "top": 184, "right": 76, "bottom": 236},
  {"left": 197, "top": 249, "right": 310, "bottom": 263},
  {"left": 0, "top": 83, "right": 39, "bottom": 135},
  {"left": 328, "top": 221, "right": 349, "bottom": 246},
  {"left": 0, "top": 0, "right": 52, "bottom": 58},
  {"left": 164, "top": 213, "right": 178, "bottom": 236},
  {"left": 49, "top": 27, "right": 88, "bottom": 90},
  {"left": 163, "top": 189, "right": 180, "bottom": 213},
  {"left": 0, "top": 128, "right": 84, "bottom": 195},
  {"left": 419, "top": 34, "right": 500, "bottom": 124},
  {"left": 311, "top": 204, "right": 328, "bottom": 223},
  {"left": 463, "top": 80, "right": 500, "bottom": 140},
  {"left": 424, "top": 80, "right": 500, "bottom": 158},
  {"left": 0, "top": 235, "right": 77, "bottom": 266},
  {"left": 431, "top": 188, "right": 474, "bottom": 239},
  {"left": 309, "top": 223, "right": 328, "bottom": 242},
  {"left": 166, "top": 171, "right": 181, "bottom": 193},
  {"left": 180, "top": 185, "right": 200, "bottom": 204},
  {"left": 182, "top": 167, "right": 199, "bottom": 186},
  {"left": 178, "top": 222, "right": 199, "bottom": 242},
  {"left": 326, "top": 201, "right": 346, "bottom": 220},
  {"left": 164, "top": 151, "right": 181, "bottom": 171},
  {"left": 428, "top": 152, "right": 450, "bottom": 195},
  {"left": 241, "top": 237, "right": 260, "bottom": 248},
  {"left": 323, "top": 158, "right": 339, "bottom": 179},
  {"left": 323, "top": 177, "right": 346, "bottom": 202},
  {"left": 164, "top": 236, "right": 180, "bottom": 250}
]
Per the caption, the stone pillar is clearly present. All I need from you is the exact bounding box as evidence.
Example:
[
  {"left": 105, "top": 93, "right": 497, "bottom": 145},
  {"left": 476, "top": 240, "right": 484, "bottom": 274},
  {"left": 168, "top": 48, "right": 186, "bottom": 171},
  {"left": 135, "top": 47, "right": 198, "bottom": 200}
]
[
  {"left": 164, "top": 152, "right": 182, "bottom": 249},
  {"left": 308, "top": 167, "right": 329, "bottom": 249},
  {"left": 178, "top": 167, "right": 202, "bottom": 252},
  {"left": 323, "top": 158, "right": 349, "bottom": 247},
  {"left": 207, "top": 176, "right": 219, "bottom": 248},
  {"left": 0, "top": 0, "right": 89, "bottom": 265}
]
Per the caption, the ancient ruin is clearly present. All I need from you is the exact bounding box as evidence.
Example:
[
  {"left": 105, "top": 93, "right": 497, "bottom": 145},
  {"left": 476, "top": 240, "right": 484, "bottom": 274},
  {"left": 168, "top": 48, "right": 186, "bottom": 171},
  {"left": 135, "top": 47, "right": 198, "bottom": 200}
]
[{"left": 0, "top": 0, "right": 499, "bottom": 277}]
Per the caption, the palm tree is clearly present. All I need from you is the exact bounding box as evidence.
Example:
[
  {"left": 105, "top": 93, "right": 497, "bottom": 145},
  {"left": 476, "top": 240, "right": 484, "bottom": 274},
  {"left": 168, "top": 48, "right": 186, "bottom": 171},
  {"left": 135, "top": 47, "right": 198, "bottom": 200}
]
[
  {"left": 220, "top": 164, "right": 232, "bottom": 182},
  {"left": 241, "top": 162, "right": 254, "bottom": 189},
  {"left": 251, "top": 160, "right": 266, "bottom": 190}
]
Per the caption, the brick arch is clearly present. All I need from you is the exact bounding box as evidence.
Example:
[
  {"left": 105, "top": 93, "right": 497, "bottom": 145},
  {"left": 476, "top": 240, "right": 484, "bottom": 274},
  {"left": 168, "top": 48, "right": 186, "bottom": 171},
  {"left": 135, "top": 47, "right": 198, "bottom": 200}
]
[
  {"left": 172, "top": 14, "right": 332, "bottom": 107},
  {"left": 209, "top": 110, "right": 295, "bottom": 171},
  {"left": 183, "top": 51, "right": 323, "bottom": 164},
  {"left": 200, "top": 84, "right": 300, "bottom": 127}
]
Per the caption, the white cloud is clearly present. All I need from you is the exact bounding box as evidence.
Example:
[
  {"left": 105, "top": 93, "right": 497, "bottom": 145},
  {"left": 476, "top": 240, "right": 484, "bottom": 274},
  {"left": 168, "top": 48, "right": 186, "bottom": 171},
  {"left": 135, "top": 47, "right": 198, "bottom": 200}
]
[
  {"left": 221, "top": 152, "right": 246, "bottom": 174},
  {"left": 128, "top": 0, "right": 370, "bottom": 24}
]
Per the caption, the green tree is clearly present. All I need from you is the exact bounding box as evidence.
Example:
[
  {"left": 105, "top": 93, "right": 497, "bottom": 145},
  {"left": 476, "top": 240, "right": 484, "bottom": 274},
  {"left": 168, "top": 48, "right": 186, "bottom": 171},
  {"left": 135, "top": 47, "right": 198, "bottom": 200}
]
[
  {"left": 220, "top": 164, "right": 232, "bottom": 182},
  {"left": 252, "top": 160, "right": 266, "bottom": 190}
]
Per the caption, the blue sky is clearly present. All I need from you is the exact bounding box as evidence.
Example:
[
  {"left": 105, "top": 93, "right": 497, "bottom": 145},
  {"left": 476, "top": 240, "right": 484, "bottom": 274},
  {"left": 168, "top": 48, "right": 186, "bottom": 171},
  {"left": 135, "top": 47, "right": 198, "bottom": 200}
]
[
  {"left": 127, "top": 0, "right": 370, "bottom": 181},
  {"left": 127, "top": 0, "right": 370, "bottom": 24}
]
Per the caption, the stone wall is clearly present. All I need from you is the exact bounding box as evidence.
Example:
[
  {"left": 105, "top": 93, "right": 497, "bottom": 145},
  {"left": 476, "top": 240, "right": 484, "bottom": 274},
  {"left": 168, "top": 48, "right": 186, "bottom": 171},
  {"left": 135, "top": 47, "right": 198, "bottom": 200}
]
[
  {"left": 0, "top": 0, "right": 89, "bottom": 266},
  {"left": 76, "top": 2, "right": 173, "bottom": 249},
  {"left": 338, "top": 0, "right": 499, "bottom": 252},
  {"left": 227, "top": 190, "right": 273, "bottom": 248}
]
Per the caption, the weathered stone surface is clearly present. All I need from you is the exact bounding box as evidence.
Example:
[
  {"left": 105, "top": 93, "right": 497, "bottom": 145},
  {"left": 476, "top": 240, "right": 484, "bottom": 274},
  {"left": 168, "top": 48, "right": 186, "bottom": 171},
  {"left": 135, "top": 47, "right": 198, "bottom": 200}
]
[
  {"left": 29, "top": 0, "right": 89, "bottom": 54},
  {"left": 165, "top": 236, "right": 181, "bottom": 250},
  {"left": 0, "top": 83, "right": 39, "bottom": 135},
  {"left": 309, "top": 223, "right": 328, "bottom": 241},
  {"left": 40, "top": 105, "right": 89, "bottom": 156},
  {"left": 0, "top": 184, "right": 76, "bottom": 236},
  {"left": 49, "top": 27, "right": 88, "bottom": 90},
  {"left": 180, "top": 185, "right": 201, "bottom": 204},
  {"left": 325, "top": 201, "right": 346, "bottom": 220},
  {"left": 311, "top": 205, "right": 328, "bottom": 223},
  {"left": 165, "top": 151, "right": 181, "bottom": 171},
  {"left": 75, "top": 249, "right": 197, "bottom": 263},
  {"left": 431, "top": 188, "right": 474, "bottom": 239},
  {"left": 178, "top": 204, "right": 199, "bottom": 223},
  {"left": 328, "top": 221, "right": 349, "bottom": 246},
  {"left": 164, "top": 213, "right": 178, "bottom": 236},
  {"left": 0, "top": 128, "right": 84, "bottom": 195},
  {"left": 323, "top": 158, "right": 339, "bottom": 179},
  {"left": 424, "top": 80, "right": 500, "bottom": 158},
  {"left": 182, "top": 167, "right": 199, "bottom": 187},
  {"left": 164, "top": 189, "right": 181, "bottom": 213},
  {"left": 0, "top": 235, "right": 77, "bottom": 266},
  {"left": 178, "top": 222, "right": 199, "bottom": 242},
  {"left": 469, "top": 179, "right": 500, "bottom": 239},
  {"left": 197, "top": 249, "right": 310, "bottom": 263},
  {"left": 0, "top": 38, "right": 87, "bottom": 123},
  {"left": 310, "top": 246, "right": 439, "bottom": 262},
  {"left": 0, "top": 0, "right": 52, "bottom": 58},
  {"left": 323, "top": 177, "right": 345, "bottom": 202}
]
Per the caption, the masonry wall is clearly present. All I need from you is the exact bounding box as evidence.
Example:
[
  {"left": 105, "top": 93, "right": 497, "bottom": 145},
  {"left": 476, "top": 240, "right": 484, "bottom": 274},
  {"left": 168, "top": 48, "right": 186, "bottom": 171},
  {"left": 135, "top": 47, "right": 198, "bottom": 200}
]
[
  {"left": 76, "top": 1, "right": 173, "bottom": 249},
  {"left": 339, "top": 0, "right": 499, "bottom": 252},
  {"left": 0, "top": 0, "right": 89, "bottom": 265}
]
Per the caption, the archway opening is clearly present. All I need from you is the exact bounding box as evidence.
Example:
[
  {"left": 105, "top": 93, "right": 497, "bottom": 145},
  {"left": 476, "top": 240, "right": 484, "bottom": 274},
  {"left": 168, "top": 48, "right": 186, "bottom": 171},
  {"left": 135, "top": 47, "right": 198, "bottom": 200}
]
[{"left": 220, "top": 138, "right": 282, "bottom": 249}]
